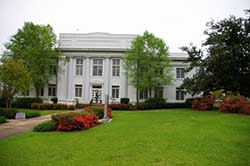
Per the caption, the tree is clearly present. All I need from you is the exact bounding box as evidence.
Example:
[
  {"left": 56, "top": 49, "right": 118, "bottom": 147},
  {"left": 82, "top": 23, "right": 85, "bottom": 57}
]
[
  {"left": 124, "top": 31, "right": 173, "bottom": 103},
  {"left": 181, "top": 9, "right": 250, "bottom": 97},
  {"left": 0, "top": 59, "right": 32, "bottom": 108},
  {"left": 4, "top": 22, "right": 60, "bottom": 98}
]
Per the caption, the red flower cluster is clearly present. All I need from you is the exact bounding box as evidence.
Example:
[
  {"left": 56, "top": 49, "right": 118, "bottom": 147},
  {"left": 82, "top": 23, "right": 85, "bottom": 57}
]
[
  {"left": 192, "top": 96, "right": 214, "bottom": 111},
  {"left": 219, "top": 96, "right": 250, "bottom": 114},
  {"left": 56, "top": 114, "right": 98, "bottom": 131}
]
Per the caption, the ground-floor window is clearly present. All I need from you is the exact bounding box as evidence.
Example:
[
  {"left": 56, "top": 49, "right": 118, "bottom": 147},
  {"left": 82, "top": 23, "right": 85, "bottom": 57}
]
[
  {"left": 176, "top": 88, "right": 185, "bottom": 100},
  {"left": 139, "top": 90, "right": 148, "bottom": 99},
  {"left": 112, "top": 85, "right": 119, "bottom": 99},
  {"left": 75, "top": 84, "right": 82, "bottom": 97},
  {"left": 154, "top": 87, "right": 164, "bottom": 98},
  {"left": 48, "top": 84, "right": 56, "bottom": 96}
]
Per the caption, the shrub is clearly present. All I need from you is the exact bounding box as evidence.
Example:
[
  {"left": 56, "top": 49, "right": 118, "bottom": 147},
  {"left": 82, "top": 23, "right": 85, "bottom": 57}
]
[
  {"left": 52, "top": 111, "right": 98, "bottom": 131},
  {"left": 192, "top": 96, "right": 214, "bottom": 111},
  {"left": 31, "top": 103, "right": 75, "bottom": 110},
  {"left": 33, "top": 120, "right": 57, "bottom": 132},
  {"left": 84, "top": 106, "right": 112, "bottom": 119},
  {"left": 219, "top": 96, "right": 248, "bottom": 114},
  {"left": 185, "top": 98, "right": 202, "bottom": 107},
  {"left": 76, "top": 103, "right": 89, "bottom": 109},
  {"left": 51, "top": 97, "right": 58, "bottom": 104},
  {"left": 0, "top": 116, "right": 7, "bottom": 124},
  {"left": 12, "top": 97, "right": 43, "bottom": 108},
  {"left": 25, "top": 112, "right": 41, "bottom": 118},
  {"left": 0, "top": 108, "right": 18, "bottom": 119},
  {"left": 142, "top": 98, "right": 166, "bottom": 109},
  {"left": 164, "top": 103, "right": 191, "bottom": 108},
  {"left": 120, "top": 98, "right": 130, "bottom": 104}
]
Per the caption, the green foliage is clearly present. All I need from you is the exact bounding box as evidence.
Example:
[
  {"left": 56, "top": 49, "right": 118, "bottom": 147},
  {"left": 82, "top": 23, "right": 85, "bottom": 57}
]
[
  {"left": 120, "top": 98, "right": 130, "bottom": 104},
  {"left": 25, "top": 112, "right": 40, "bottom": 119},
  {"left": 0, "top": 116, "right": 7, "bottom": 123},
  {"left": 0, "top": 108, "right": 17, "bottom": 119},
  {"left": 144, "top": 97, "right": 166, "bottom": 109},
  {"left": 33, "top": 120, "right": 57, "bottom": 132},
  {"left": 31, "top": 103, "right": 75, "bottom": 110},
  {"left": 12, "top": 97, "right": 43, "bottom": 108},
  {"left": 4, "top": 22, "right": 60, "bottom": 97},
  {"left": 124, "top": 31, "right": 173, "bottom": 102},
  {"left": 0, "top": 59, "right": 32, "bottom": 108},
  {"left": 181, "top": 10, "right": 250, "bottom": 97},
  {"left": 51, "top": 111, "right": 90, "bottom": 123}
]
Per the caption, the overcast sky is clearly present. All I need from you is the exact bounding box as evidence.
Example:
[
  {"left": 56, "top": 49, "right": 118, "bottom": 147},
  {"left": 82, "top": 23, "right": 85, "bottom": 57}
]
[{"left": 0, "top": 0, "right": 249, "bottom": 53}]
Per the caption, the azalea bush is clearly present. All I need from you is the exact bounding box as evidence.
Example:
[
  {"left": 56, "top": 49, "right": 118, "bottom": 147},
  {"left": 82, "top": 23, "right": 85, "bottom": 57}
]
[
  {"left": 219, "top": 96, "right": 250, "bottom": 114},
  {"left": 51, "top": 111, "right": 98, "bottom": 131},
  {"left": 192, "top": 96, "right": 214, "bottom": 111}
]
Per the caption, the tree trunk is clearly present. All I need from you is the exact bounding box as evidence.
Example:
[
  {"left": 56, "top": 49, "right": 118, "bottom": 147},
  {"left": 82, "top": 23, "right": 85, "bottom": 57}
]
[{"left": 136, "top": 88, "right": 139, "bottom": 104}]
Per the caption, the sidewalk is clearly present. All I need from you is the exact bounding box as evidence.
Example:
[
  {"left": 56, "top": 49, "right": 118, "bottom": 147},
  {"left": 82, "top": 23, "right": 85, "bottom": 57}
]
[{"left": 0, "top": 114, "right": 52, "bottom": 139}]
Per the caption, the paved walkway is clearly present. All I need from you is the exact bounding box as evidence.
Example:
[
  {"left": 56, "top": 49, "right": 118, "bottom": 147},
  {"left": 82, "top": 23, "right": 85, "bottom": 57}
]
[{"left": 0, "top": 114, "right": 52, "bottom": 139}]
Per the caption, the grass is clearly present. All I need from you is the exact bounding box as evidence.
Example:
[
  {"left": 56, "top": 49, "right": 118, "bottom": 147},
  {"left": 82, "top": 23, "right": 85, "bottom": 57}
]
[
  {"left": 17, "top": 109, "right": 69, "bottom": 116},
  {"left": 0, "top": 109, "right": 250, "bottom": 166}
]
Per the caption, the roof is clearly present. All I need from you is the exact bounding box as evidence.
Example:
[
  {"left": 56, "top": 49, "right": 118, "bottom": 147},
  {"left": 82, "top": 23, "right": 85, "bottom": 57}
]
[{"left": 59, "top": 33, "right": 188, "bottom": 59}]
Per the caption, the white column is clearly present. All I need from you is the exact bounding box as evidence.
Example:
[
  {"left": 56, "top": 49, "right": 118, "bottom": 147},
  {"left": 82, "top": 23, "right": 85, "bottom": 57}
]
[
  {"left": 67, "top": 58, "right": 74, "bottom": 100},
  {"left": 121, "top": 60, "right": 128, "bottom": 98},
  {"left": 84, "top": 57, "right": 90, "bottom": 103}
]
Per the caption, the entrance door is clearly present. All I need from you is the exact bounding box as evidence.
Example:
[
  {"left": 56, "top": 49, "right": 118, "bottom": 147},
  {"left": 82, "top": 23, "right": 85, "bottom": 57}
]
[{"left": 92, "top": 85, "right": 102, "bottom": 103}]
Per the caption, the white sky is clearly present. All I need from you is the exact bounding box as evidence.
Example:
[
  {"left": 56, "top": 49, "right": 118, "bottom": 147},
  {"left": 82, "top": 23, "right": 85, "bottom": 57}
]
[{"left": 0, "top": 0, "right": 249, "bottom": 53}]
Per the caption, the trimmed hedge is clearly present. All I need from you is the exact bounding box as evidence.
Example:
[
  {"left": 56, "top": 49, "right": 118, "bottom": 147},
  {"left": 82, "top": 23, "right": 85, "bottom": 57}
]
[
  {"left": 0, "top": 108, "right": 18, "bottom": 119},
  {"left": 12, "top": 97, "right": 43, "bottom": 108},
  {"left": 109, "top": 103, "right": 131, "bottom": 110},
  {"left": 0, "top": 116, "right": 7, "bottom": 123},
  {"left": 136, "top": 102, "right": 191, "bottom": 110},
  {"left": 120, "top": 98, "right": 130, "bottom": 104},
  {"left": 33, "top": 120, "right": 57, "bottom": 132},
  {"left": 76, "top": 103, "right": 89, "bottom": 109},
  {"left": 31, "top": 103, "right": 75, "bottom": 110},
  {"left": 26, "top": 112, "right": 41, "bottom": 118}
]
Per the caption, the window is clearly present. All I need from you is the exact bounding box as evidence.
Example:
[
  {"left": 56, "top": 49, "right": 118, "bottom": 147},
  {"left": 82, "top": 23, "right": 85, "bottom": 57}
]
[
  {"left": 76, "top": 59, "right": 83, "bottom": 76},
  {"left": 112, "top": 59, "right": 120, "bottom": 76},
  {"left": 139, "top": 90, "right": 148, "bottom": 99},
  {"left": 176, "top": 88, "right": 185, "bottom": 100},
  {"left": 21, "top": 90, "right": 29, "bottom": 96},
  {"left": 112, "top": 86, "right": 119, "bottom": 99},
  {"left": 93, "top": 59, "right": 103, "bottom": 76},
  {"left": 39, "top": 88, "right": 44, "bottom": 96},
  {"left": 176, "top": 68, "right": 185, "bottom": 78},
  {"left": 48, "top": 84, "right": 56, "bottom": 96},
  {"left": 155, "top": 87, "right": 164, "bottom": 98},
  {"left": 75, "top": 85, "right": 82, "bottom": 97}
]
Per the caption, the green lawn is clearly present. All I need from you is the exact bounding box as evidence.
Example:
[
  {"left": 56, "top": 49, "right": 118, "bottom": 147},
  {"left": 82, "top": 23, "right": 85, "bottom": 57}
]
[
  {"left": 0, "top": 109, "right": 250, "bottom": 166},
  {"left": 17, "top": 109, "right": 69, "bottom": 115}
]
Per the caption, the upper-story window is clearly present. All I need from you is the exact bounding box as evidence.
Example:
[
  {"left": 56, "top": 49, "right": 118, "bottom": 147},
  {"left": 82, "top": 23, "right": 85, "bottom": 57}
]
[
  {"left": 112, "top": 59, "right": 120, "bottom": 76},
  {"left": 76, "top": 59, "right": 83, "bottom": 76},
  {"left": 93, "top": 59, "right": 103, "bottom": 76},
  {"left": 176, "top": 68, "right": 185, "bottom": 78}
]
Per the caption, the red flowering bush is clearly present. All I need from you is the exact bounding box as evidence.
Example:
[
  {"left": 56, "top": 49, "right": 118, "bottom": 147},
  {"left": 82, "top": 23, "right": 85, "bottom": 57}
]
[
  {"left": 52, "top": 111, "right": 98, "bottom": 131},
  {"left": 219, "top": 96, "right": 250, "bottom": 114},
  {"left": 84, "top": 106, "right": 112, "bottom": 119},
  {"left": 192, "top": 96, "right": 214, "bottom": 111}
]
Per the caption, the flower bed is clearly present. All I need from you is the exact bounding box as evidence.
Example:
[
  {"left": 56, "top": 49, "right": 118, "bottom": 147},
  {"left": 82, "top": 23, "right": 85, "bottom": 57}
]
[
  {"left": 219, "top": 96, "right": 250, "bottom": 114},
  {"left": 192, "top": 96, "right": 214, "bottom": 111}
]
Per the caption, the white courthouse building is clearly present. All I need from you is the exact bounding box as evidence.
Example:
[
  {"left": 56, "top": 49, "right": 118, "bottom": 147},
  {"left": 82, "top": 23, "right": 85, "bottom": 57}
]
[{"left": 27, "top": 33, "right": 195, "bottom": 104}]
